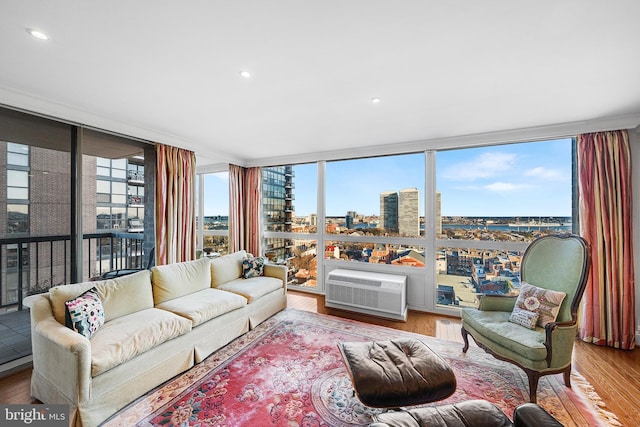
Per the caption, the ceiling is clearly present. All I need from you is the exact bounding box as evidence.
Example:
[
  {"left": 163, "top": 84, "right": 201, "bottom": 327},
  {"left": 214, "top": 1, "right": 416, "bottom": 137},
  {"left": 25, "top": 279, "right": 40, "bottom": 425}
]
[{"left": 2, "top": 1, "right": 640, "bottom": 168}]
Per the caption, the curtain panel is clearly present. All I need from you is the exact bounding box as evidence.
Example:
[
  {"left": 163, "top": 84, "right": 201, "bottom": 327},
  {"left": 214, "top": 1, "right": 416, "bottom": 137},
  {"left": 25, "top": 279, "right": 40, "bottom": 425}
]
[
  {"left": 155, "top": 144, "right": 196, "bottom": 265},
  {"left": 229, "top": 164, "right": 262, "bottom": 255},
  {"left": 577, "top": 130, "right": 636, "bottom": 350}
]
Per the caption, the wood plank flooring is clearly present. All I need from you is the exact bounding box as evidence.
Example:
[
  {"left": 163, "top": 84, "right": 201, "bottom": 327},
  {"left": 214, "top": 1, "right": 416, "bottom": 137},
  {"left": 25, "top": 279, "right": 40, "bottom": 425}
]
[{"left": 1, "top": 290, "right": 638, "bottom": 426}]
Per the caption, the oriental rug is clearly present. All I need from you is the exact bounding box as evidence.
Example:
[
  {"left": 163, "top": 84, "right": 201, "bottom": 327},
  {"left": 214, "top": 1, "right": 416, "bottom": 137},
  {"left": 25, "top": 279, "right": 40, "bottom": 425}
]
[{"left": 104, "top": 309, "right": 619, "bottom": 427}]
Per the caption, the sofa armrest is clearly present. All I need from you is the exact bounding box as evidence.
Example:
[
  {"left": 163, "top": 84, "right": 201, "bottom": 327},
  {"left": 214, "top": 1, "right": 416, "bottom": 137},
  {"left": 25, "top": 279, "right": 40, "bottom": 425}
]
[
  {"left": 514, "top": 403, "right": 563, "bottom": 427},
  {"left": 30, "top": 296, "right": 92, "bottom": 403},
  {"left": 264, "top": 264, "right": 287, "bottom": 289},
  {"left": 477, "top": 294, "right": 517, "bottom": 312}
]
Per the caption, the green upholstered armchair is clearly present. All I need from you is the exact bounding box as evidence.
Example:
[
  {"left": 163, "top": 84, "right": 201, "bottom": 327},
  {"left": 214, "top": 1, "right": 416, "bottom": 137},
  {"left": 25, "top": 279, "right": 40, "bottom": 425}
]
[{"left": 461, "top": 234, "right": 590, "bottom": 403}]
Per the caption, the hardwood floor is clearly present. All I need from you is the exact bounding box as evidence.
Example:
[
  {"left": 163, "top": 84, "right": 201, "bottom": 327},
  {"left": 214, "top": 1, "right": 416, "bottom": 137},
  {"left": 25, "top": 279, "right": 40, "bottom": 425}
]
[{"left": 1, "top": 290, "right": 638, "bottom": 426}]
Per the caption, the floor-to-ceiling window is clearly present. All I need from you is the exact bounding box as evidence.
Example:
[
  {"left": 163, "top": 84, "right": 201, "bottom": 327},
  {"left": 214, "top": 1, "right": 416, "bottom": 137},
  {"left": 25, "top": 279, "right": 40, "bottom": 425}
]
[
  {"left": 0, "top": 106, "right": 154, "bottom": 372},
  {"left": 263, "top": 163, "right": 318, "bottom": 288},
  {"left": 259, "top": 137, "right": 575, "bottom": 314},
  {"left": 198, "top": 171, "right": 230, "bottom": 257},
  {"left": 434, "top": 138, "right": 573, "bottom": 309}
]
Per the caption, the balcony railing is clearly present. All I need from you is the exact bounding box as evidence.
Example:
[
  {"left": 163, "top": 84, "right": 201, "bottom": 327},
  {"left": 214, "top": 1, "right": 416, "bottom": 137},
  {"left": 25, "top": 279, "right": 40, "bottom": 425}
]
[{"left": 0, "top": 232, "right": 146, "bottom": 312}]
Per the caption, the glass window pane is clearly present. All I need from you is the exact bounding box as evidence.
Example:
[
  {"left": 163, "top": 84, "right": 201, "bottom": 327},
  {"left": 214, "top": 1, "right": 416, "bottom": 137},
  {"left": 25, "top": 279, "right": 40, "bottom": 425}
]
[
  {"left": 203, "top": 235, "right": 229, "bottom": 256},
  {"left": 96, "top": 194, "right": 110, "bottom": 203},
  {"left": 262, "top": 163, "right": 316, "bottom": 234},
  {"left": 7, "top": 170, "right": 28, "bottom": 187},
  {"left": 436, "top": 139, "right": 572, "bottom": 242},
  {"left": 7, "top": 142, "right": 29, "bottom": 153},
  {"left": 7, "top": 187, "right": 28, "bottom": 199},
  {"left": 112, "top": 194, "right": 126, "bottom": 204},
  {"left": 96, "top": 180, "right": 110, "bottom": 193},
  {"left": 96, "top": 157, "right": 110, "bottom": 167},
  {"left": 203, "top": 172, "right": 229, "bottom": 231},
  {"left": 7, "top": 204, "right": 29, "bottom": 233},
  {"left": 112, "top": 168, "right": 126, "bottom": 179},
  {"left": 436, "top": 246, "right": 524, "bottom": 308},
  {"left": 112, "top": 182, "right": 127, "bottom": 194},
  {"left": 325, "top": 154, "right": 425, "bottom": 236},
  {"left": 97, "top": 166, "right": 110, "bottom": 176},
  {"left": 324, "top": 240, "right": 425, "bottom": 267},
  {"left": 112, "top": 159, "right": 126, "bottom": 169},
  {"left": 7, "top": 152, "right": 28, "bottom": 166}
]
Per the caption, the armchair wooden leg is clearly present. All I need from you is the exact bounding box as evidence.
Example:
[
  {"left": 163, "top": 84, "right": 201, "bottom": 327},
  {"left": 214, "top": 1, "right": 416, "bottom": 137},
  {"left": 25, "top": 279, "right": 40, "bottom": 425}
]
[
  {"left": 526, "top": 371, "right": 541, "bottom": 403},
  {"left": 563, "top": 366, "right": 572, "bottom": 388},
  {"left": 461, "top": 326, "right": 470, "bottom": 353}
]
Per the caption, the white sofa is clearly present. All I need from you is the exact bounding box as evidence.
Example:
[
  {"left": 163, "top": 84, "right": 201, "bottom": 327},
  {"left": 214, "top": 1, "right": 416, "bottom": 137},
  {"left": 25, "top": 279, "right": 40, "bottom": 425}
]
[{"left": 27, "top": 250, "right": 287, "bottom": 427}]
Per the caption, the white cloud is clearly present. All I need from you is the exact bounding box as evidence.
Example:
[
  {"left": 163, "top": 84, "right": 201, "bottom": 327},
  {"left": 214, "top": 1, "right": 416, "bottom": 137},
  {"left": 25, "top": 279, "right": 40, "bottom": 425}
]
[
  {"left": 484, "top": 182, "right": 532, "bottom": 192},
  {"left": 524, "top": 167, "right": 567, "bottom": 181},
  {"left": 443, "top": 152, "right": 519, "bottom": 181}
]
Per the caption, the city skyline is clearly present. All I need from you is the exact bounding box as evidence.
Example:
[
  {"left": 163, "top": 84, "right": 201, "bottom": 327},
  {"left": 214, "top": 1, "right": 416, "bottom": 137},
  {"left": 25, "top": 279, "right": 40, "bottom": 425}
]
[{"left": 202, "top": 138, "right": 573, "bottom": 219}]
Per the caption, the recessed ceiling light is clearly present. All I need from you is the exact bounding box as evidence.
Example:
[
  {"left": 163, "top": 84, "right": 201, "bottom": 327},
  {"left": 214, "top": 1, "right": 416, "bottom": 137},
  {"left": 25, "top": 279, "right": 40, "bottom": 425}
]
[
  {"left": 239, "top": 70, "right": 251, "bottom": 79},
  {"left": 371, "top": 97, "right": 382, "bottom": 104},
  {"left": 27, "top": 28, "right": 49, "bottom": 40}
]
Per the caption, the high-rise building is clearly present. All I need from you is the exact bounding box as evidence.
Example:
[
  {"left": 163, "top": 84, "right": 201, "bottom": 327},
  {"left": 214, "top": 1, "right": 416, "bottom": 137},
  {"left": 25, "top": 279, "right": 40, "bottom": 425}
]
[
  {"left": 379, "top": 191, "right": 398, "bottom": 233},
  {"left": 262, "top": 165, "right": 295, "bottom": 260},
  {"left": 399, "top": 188, "right": 419, "bottom": 236}
]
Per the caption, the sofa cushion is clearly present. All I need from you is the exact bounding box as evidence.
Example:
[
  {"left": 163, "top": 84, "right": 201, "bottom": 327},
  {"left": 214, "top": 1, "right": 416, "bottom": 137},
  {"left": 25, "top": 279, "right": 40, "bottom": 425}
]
[
  {"left": 151, "top": 257, "right": 211, "bottom": 305},
  {"left": 216, "top": 276, "right": 283, "bottom": 303},
  {"left": 64, "top": 288, "right": 105, "bottom": 339},
  {"left": 155, "top": 288, "right": 247, "bottom": 327},
  {"left": 90, "top": 307, "right": 192, "bottom": 377},
  {"left": 49, "top": 270, "right": 153, "bottom": 325},
  {"left": 461, "top": 308, "right": 547, "bottom": 361},
  {"left": 97, "top": 270, "right": 154, "bottom": 322},
  {"left": 210, "top": 250, "right": 246, "bottom": 287}
]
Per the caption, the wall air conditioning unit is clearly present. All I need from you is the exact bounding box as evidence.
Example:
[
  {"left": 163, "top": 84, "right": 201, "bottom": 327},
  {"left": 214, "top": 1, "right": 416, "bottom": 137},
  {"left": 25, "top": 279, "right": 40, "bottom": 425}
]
[{"left": 325, "top": 268, "right": 407, "bottom": 321}]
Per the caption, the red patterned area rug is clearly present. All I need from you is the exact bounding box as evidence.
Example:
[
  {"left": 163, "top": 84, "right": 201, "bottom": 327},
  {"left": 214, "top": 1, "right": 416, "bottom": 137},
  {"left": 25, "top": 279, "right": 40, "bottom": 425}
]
[{"left": 104, "top": 309, "right": 619, "bottom": 427}]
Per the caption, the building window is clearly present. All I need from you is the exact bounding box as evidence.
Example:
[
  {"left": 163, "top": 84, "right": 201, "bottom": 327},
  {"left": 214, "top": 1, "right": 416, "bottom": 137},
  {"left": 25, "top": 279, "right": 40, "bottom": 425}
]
[{"left": 6, "top": 143, "right": 30, "bottom": 234}]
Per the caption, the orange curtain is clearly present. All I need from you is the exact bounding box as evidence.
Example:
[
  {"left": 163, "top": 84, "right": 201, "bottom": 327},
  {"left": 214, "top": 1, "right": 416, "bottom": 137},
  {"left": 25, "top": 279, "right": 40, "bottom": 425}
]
[
  {"left": 155, "top": 144, "right": 196, "bottom": 265},
  {"left": 229, "top": 164, "right": 262, "bottom": 255},
  {"left": 577, "top": 130, "right": 635, "bottom": 350}
]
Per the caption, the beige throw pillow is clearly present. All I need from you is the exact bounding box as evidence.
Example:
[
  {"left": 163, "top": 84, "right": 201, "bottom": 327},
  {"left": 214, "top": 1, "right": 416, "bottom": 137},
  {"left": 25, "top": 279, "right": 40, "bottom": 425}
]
[
  {"left": 514, "top": 282, "right": 566, "bottom": 327},
  {"left": 509, "top": 307, "right": 539, "bottom": 329}
]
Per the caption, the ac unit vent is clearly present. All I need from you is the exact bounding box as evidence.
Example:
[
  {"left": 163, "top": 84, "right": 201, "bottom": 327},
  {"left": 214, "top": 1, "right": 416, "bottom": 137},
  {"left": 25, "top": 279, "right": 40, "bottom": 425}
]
[
  {"left": 325, "top": 269, "right": 407, "bottom": 321},
  {"left": 327, "top": 275, "right": 382, "bottom": 287}
]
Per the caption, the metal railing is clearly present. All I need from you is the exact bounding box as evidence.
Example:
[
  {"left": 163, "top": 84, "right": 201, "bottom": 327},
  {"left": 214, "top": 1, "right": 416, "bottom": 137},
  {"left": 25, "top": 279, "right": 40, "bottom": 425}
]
[{"left": 0, "top": 232, "right": 145, "bottom": 311}]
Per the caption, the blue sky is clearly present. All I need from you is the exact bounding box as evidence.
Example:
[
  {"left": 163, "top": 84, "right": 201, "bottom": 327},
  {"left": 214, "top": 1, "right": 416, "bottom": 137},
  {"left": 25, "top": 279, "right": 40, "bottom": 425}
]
[{"left": 203, "top": 138, "right": 573, "bottom": 218}]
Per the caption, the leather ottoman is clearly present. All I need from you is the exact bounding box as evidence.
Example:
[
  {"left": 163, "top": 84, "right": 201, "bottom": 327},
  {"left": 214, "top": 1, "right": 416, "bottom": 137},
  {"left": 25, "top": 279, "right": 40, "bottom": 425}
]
[
  {"left": 338, "top": 338, "right": 456, "bottom": 408},
  {"left": 369, "top": 400, "right": 564, "bottom": 427}
]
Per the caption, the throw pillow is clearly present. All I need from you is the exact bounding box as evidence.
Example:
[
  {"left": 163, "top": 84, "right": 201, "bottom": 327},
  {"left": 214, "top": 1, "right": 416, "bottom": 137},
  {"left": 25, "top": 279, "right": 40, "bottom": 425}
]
[
  {"left": 64, "top": 288, "right": 105, "bottom": 339},
  {"left": 514, "top": 282, "right": 566, "bottom": 327},
  {"left": 509, "top": 307, "right": 539, "bottom": 329},
  {"left": 242, "top": 256, "right": 266, "bottom": 279}
]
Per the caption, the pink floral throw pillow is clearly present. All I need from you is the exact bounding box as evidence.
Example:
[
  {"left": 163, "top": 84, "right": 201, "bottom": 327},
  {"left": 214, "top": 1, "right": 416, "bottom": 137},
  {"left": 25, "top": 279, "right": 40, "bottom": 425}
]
[{"left": 514, "top": 282, "right": 566, "bottom": 327}]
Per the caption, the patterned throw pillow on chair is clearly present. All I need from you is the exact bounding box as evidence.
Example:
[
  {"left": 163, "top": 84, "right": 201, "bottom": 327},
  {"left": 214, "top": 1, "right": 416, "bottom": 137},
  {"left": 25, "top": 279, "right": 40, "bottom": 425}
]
[
  {"left": 513, "top": 282, "right": 566, "bottom": 327},
  {"left": 242, "top": 256, "right": 266, "bottom": 279},
  {"left": 509, "top": 307, "right": 540, "bottom": 329},
  {"left": 64, "top": 288, "right": 105, "bottom": 339}
]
